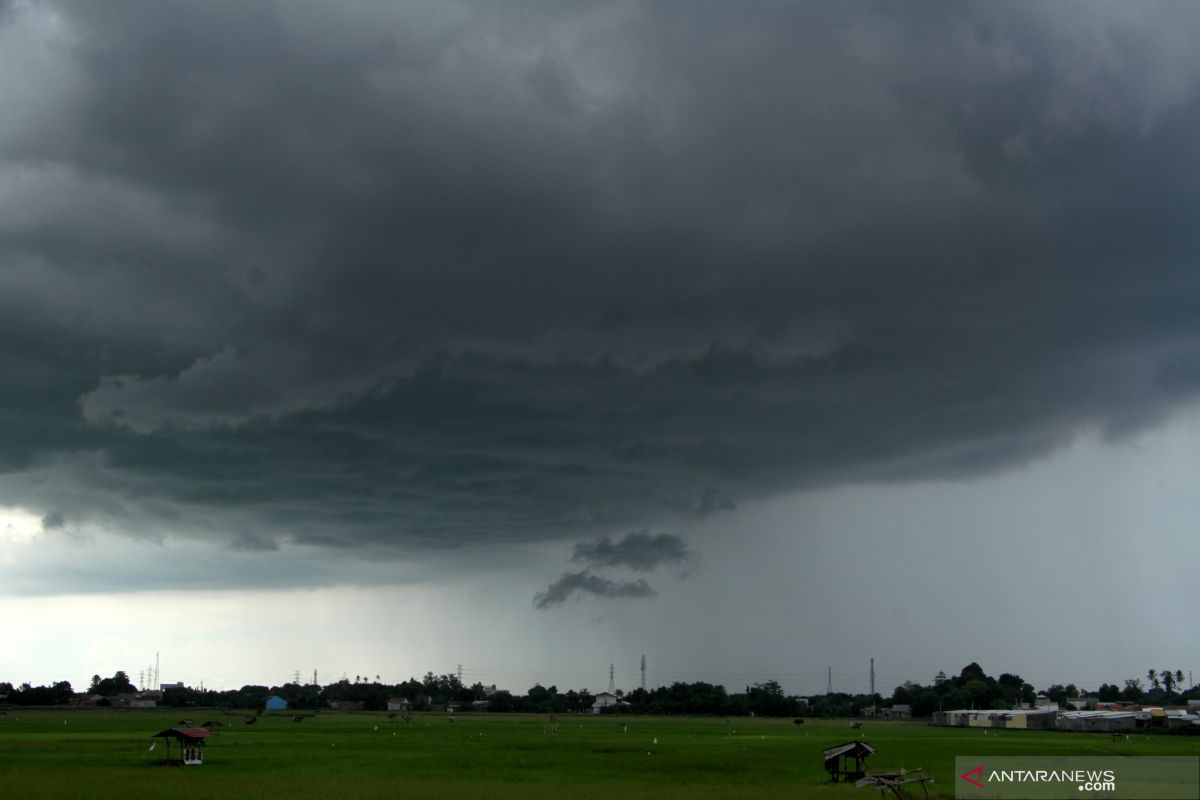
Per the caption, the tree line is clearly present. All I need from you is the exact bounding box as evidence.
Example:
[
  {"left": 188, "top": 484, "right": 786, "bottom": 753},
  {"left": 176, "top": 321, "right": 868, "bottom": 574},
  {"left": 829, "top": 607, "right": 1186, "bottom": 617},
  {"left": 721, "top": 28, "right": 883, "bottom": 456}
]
[{"left": 2, "top": 663, "right": 1195, "bottom": 715}]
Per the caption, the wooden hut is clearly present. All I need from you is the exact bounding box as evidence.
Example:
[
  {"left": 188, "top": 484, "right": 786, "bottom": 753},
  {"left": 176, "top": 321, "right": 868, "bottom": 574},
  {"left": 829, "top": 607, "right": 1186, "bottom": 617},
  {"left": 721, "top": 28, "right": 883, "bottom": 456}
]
[
  {"left": 151, "top": 727, "right": 213, "bottom": 766},
  {"left": 823, "top": 740, "right": 876, "bottom": 783}
]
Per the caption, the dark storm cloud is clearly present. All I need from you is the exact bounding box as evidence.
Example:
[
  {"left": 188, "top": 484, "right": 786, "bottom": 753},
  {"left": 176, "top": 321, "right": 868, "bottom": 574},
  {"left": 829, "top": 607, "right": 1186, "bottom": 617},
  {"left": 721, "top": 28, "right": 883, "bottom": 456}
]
[
  {"left": 3, "top": 1, "right": 1200, "bottom": 587},
  {"left": 570, "top": 530, "right": 699, "bottom": 573},
  {"left": 532, "top": 570, "right": 657, "bottom": 610}
]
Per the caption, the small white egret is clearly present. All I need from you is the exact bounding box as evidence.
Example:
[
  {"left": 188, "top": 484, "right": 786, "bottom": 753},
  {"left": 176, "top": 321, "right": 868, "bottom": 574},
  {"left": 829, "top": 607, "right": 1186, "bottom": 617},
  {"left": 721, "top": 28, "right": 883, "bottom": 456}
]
[{"left": 148, "top": 742, "right": 156, "bottom": 752}]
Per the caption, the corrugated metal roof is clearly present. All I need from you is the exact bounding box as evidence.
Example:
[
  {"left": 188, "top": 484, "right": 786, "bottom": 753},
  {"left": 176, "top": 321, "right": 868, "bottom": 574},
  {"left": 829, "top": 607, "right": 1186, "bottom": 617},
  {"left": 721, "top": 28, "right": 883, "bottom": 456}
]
[
  {"left": 823, "top": 741, "right": 877, "bottom": 759},
  {"left": 151, "top": 727, "right": 213, "bottom": 740}
]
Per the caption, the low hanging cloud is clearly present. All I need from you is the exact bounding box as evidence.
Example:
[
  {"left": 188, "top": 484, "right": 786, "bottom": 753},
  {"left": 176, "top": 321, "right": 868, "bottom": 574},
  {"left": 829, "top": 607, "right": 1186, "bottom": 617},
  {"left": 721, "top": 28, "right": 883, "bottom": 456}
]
[
  {"left": 570, "top": 530, "right": 700, "bottom": 574},
  {"left": 532, "top": 570, "right": 657, "bottom": 610}
]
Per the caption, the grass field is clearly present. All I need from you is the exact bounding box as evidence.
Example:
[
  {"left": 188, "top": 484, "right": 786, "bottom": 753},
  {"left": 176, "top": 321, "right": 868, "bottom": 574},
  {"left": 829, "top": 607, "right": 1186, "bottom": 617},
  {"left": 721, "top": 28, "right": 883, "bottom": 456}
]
[{"left": 0, "top": 710, "right": 1196, "bottom": 799}]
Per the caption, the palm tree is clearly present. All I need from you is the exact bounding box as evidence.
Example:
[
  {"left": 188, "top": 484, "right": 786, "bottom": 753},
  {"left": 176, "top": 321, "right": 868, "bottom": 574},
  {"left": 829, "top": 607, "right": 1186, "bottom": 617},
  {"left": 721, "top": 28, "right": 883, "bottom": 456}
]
[{"left": 1160, "top": 671, "right": 1176, "bottom": 698}]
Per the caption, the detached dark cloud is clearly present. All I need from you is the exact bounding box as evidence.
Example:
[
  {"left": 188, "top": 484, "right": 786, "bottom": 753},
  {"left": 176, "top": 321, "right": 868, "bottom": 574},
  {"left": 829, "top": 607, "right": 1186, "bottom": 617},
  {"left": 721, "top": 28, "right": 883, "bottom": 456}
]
[
  {"left": 571, "top": 530, "right": 699, "bottom": 574},
  {"left": 2, "top": 1, "right": 1200, "bottom": 589},
  {"left": 532, "top": 570, "right": 657, "bottom": 610}
]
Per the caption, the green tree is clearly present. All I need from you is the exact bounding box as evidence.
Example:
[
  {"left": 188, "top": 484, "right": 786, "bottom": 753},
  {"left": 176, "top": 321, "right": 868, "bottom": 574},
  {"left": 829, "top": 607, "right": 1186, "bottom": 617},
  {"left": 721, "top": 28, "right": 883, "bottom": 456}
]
[{"left": 1160, "top": 670, "right": 1176, "bottom": 698}]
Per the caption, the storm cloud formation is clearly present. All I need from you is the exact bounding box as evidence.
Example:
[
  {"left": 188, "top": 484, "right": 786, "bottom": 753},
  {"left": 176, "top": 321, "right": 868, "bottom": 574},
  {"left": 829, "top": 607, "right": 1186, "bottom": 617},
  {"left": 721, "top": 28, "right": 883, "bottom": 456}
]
[
  {"left": 532, "top": 570, "right": 657, "bottom": 610},
  {"left": 571, "top": 531, "right": 699, "bottom": 574},
  {"left": 3, "top": 2, "right": 1200, "bottom": 578}
]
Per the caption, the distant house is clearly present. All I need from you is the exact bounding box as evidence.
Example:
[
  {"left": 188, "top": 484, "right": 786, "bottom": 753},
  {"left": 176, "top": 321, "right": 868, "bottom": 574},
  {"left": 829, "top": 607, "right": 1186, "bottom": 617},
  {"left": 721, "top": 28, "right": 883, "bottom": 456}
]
[
  {"left": 879, "top": 705, "right": 911, "bottom": 720},
  {"left": 591, "top": 692, "right": 624, "bottom": 714},
  {"left": 328, "top": 700, "right": 365, "bottom": 712},
  {"left": 481, "top": 685, "right": 499, "bottom": 697},
  {"left": 471, "top": 700, "right": 489, "bottom": 711},
  {"left": 931, "top": 708, "right": 1056, "bottom": 730},
  {"left": 387, "top": 698, "right": 411, "bottom": 712},
  {"left": 130, "top": 692, "right": 159, "bottom": 709},
  {"left": 265, "top": 695, "right": 288, "bottom": 711}
]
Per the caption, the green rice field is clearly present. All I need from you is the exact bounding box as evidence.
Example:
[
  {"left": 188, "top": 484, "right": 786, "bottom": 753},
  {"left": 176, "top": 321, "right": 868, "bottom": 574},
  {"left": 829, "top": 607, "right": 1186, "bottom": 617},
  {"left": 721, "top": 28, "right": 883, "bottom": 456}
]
[{"left": 0, "top": 710, "right": 1196, "bottom": 799}]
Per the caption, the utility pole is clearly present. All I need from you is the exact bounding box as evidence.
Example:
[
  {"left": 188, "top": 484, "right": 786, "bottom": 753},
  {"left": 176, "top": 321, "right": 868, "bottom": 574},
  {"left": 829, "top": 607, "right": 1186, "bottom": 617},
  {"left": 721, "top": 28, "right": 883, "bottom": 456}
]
[
  {"left": 155, "top": 651, "right": 160, "bottom": 690},
  {"left": 870, "top": 658, "right": 876, "bottom": 717},
  {"left": 608, "top": 664, "right": 616, "bottom": 694},
  {"left": 457, "top": 664, "right": 463, "bottom": 684},
  {"left": 313, "top": 669, "right": 318, "bottom": 686},
  {"left": 826, "top": 667, "right": 833, "bottom": 695},
  {"left": 640, "top": 654, "right": 647, "bottom": 692}
]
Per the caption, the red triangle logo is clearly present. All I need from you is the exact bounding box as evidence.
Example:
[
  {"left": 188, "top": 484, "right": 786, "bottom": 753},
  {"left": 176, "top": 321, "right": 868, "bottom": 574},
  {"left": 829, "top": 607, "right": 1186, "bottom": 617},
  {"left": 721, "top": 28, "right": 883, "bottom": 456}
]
[{"left": 961, "top": 764, "right": 985, "bottom": 788}]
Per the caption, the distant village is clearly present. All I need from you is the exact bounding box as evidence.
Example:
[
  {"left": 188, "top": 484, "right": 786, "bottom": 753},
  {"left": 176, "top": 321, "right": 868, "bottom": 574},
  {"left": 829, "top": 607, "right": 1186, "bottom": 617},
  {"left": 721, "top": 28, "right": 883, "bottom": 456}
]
[{"left": 3, "top": 662, "right": 1197, "bottom": 733}]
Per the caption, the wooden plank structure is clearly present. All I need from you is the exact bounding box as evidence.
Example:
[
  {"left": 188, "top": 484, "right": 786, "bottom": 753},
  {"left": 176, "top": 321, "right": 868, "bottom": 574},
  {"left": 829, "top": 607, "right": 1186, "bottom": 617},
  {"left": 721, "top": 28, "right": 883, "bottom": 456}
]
[
  {"left": 151, "top": 727, "right": 213, "bottom": 766},
  {"left": 855, "top": 768, "right": 934, "bottom": 799},
  {"left": 823, "top": 740, "right": 876, "bottom": 783}
]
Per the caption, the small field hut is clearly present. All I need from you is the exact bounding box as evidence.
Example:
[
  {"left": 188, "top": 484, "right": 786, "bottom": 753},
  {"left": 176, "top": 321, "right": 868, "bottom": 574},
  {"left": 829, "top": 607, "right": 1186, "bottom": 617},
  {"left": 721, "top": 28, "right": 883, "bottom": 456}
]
[
  {"left": 151, "top": 727, "right": 212, "bottom": 766},
  {"left": 822, "top": 740, "right": 876, "bottom": 783}
]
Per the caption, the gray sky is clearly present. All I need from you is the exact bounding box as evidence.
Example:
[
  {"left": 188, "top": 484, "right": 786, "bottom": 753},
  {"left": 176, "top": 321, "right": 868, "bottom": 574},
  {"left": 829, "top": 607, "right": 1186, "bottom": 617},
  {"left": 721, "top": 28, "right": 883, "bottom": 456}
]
[{"left": 1, "top": 0, "right": 1198, "bottom": 695}]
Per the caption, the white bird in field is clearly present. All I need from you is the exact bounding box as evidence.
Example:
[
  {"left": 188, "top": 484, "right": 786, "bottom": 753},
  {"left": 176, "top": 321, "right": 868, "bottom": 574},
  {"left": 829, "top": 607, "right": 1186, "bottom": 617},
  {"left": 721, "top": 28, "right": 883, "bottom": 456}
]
[
  {"left": 652, "top": 737, "right": 658, "bottom": 745},
  {"left": 148, "top": 742, "right": 156, "bottom": 752},
  {"left": 373, "top": 725, "right": 378, "bottom": 731}
]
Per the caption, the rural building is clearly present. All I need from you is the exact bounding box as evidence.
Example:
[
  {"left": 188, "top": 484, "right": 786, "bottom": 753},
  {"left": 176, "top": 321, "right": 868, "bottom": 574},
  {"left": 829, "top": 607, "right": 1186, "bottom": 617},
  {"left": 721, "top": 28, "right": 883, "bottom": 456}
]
[
  {"left": 387, "top": 698, "right": 411, "bottom": 712},
  {"left": 822, "top": 741, "right": 876, "bottom": 783},
  {"left": 1066, "top": 696, "right": 1099, "bottom": 710},
  {"left": 471, "top": 700, "right": 489, "bottom": 711},
  {"left": 931, "top": 709, "right": 1057, "bottom": 730},
  {"left": 591, "top": 692, "right": 619, "bottom": 713},
  {"left": 1002, "top": 709, "right": 1057, "bottom": 730},
  {"left": 151, "top": 727, "right": 213, "bottom": 766},
  {"left": 879, "top": 705, "right": 911, "bottom": 720},
  {"left": 328, "top": 700, "right": 365, "bottom": 712},
  {"left": 1057, "top": 711, "right": 1136, "bottom": 732},
  {"left": 265, "top": 695, "right": 288, "bottom": 711},
  {"left": 1165, "top": 713, "right": 1200, "bottom": 730}
]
